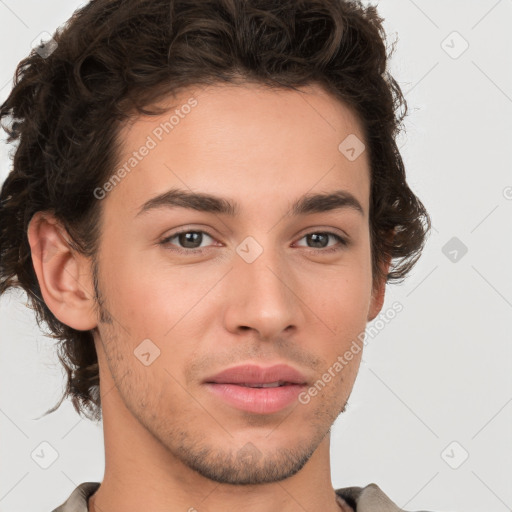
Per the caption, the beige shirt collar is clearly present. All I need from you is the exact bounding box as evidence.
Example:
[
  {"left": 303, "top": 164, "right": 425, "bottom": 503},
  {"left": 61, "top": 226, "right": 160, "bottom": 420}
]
[{"left": 52, "top": 481, "right": 434, "bottom": 512}]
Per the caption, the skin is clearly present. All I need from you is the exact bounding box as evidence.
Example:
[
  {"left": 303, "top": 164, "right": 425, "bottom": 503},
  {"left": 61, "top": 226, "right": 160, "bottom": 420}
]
[{"left": 28, "top": 82, "right": 390, "bottom": 512}]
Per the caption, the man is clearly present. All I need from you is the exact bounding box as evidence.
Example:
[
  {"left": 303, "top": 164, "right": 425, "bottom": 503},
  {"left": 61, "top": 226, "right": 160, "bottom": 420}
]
[{"left": 0, "top": 0, "right": 433, "bottom": 511}]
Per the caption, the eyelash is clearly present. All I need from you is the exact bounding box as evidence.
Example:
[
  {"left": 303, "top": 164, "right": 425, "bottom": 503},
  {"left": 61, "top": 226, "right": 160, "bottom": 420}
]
[{"left": 159, "top": 229, "right": 349, "bottom": 256}]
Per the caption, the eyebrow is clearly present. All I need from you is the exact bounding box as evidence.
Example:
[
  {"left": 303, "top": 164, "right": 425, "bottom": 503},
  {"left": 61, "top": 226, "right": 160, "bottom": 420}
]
[{"left": 135, "top": 187, "right": 364, "bottom": 218}]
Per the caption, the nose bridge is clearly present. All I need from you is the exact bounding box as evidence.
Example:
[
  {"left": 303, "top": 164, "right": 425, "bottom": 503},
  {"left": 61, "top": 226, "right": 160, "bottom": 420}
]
[{"left": 224, "top": 235, "right": 302, "bottom": 338}]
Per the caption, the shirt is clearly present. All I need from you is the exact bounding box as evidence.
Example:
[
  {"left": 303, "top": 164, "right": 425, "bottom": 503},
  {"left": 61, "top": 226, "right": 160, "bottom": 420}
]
[{"left": 51, "top": 481, "right": 436, "bottom": 511}]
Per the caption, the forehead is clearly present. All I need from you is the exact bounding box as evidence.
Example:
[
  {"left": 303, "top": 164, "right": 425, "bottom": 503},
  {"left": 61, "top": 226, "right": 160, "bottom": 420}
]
[{"left": 107, "top": 82, "right": 370, "bottom": 219}]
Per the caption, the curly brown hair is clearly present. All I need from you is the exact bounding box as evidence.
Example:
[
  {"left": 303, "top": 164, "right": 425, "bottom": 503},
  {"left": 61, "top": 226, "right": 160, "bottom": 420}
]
[{"left": 0, "top": 0, "right": 431, "bottom": 422}]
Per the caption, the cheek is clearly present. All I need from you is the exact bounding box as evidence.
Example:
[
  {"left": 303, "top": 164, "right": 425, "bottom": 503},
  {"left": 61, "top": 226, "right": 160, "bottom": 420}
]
[
  {"left": 99, "top": 226, "right": 373, "bottom": 345},
  {"left": 99, "top": 242, "right": 177, "bottom": 327},
  {"left": 307, "top": 260, "right": 372, "bottom": 379},
  {"left": 98, "top": 244, "right": 218, "bottom": 372},
  {"left": 315, "top": 262, "right": 372, "bottom": 328}
]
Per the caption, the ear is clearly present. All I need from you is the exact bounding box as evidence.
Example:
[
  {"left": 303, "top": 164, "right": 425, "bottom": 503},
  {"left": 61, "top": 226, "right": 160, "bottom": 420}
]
[
  {"left": 27, "top": 211, "right": 98, "bottom": 331},
  {"left": 367, "top": 253, "right": 392, "bottom": 322}
]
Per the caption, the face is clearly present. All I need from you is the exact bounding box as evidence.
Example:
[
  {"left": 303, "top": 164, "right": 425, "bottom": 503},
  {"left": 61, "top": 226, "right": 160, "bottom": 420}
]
[{"left": 91, "top": 82, "right": 384, "bottom": 485}]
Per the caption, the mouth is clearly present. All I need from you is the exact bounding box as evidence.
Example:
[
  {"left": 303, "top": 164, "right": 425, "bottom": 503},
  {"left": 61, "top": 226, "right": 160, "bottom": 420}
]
[
  {"left": 203, "top": 364, "right": 308, "bottom": 414},
  {"left": 234, "top": 381, "right": 291, "bottom": 388}
]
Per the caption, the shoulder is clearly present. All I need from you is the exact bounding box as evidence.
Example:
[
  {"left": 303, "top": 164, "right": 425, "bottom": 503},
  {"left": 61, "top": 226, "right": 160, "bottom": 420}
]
[
  {"left": 335, "top": 483, "right": 437, "bottom": 512},
  {"left": 51, "top": 482, "right": 100, "bottom": 512}
]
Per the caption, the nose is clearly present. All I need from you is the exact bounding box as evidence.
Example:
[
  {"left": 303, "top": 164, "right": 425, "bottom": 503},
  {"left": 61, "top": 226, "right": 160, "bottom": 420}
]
[{"left": 222, "top": 241, "right": 305, "bottom": 341}]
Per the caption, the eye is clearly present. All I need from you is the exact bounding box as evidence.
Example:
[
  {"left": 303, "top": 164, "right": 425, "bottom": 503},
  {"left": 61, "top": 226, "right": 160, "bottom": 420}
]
[
  {"left": 159, "top": 229, "right": 216, "bottom": 254},
  {"left": 295, "top": 232, "right": 348, "bottom": 253},
  {"left": 159, "top": 229, "right": 349, "bottom": 256}
]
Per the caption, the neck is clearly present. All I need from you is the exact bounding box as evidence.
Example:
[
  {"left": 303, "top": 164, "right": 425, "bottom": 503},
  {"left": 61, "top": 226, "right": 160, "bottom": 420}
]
[{"left": 88, "top": 384, "right": 345, "bottom": 512}]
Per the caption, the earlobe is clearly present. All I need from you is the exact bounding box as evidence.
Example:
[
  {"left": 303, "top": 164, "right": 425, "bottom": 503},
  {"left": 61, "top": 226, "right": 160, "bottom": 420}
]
[{"left": 27, "top": 212, "right": 98, "bottom": 331}]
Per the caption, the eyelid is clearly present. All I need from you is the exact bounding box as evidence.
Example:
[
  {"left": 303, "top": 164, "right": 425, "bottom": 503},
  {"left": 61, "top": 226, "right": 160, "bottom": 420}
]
[
  {"left": 295, "top": 225, "right": 350, "bottom": 242},
  {"left": 294, "top": 232, "right": 347, "bottom": 246}
]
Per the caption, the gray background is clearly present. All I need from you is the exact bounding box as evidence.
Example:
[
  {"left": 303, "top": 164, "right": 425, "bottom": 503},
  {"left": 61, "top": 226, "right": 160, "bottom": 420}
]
[{"left": 1, "top": 1, "right": 511, "bottom": 511}]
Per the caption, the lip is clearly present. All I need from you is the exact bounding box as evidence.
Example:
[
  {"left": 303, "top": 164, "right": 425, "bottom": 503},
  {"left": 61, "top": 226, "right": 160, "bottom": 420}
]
[
  {"left": 204, "top": 364, "right": 308, "bottom": 385},
  {"left": 203, "top": 364, "right": 308, "bottom": 414}
]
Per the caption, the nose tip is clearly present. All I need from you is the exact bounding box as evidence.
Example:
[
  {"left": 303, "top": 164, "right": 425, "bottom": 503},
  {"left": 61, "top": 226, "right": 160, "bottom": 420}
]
[{"left": 223, "top": 251, "right": 303, "bottom": 341}]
